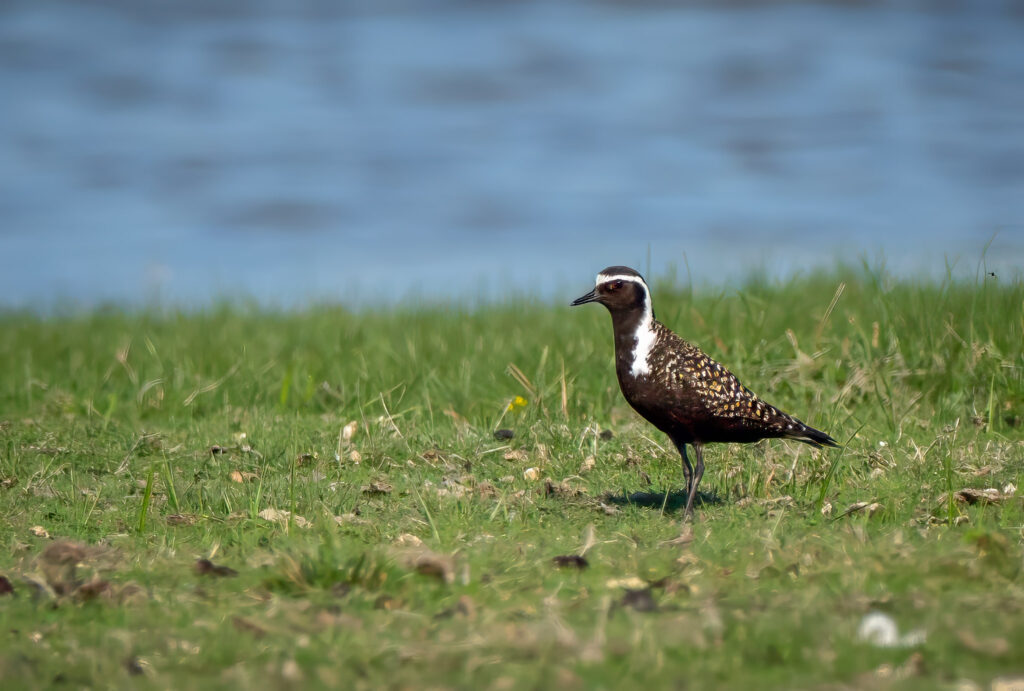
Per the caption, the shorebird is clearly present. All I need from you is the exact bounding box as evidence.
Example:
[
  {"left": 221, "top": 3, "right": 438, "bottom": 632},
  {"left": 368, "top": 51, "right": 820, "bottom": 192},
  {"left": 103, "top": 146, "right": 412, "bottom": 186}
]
[{"left": 571, "top": 266, "right": 837, "bottom": 518}]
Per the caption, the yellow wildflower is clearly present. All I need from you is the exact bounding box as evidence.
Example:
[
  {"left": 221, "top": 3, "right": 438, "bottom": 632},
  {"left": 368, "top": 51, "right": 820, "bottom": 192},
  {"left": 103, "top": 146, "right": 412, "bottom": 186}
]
[{"left": 506, "top": 395, "right": 528, "bottom": 412}]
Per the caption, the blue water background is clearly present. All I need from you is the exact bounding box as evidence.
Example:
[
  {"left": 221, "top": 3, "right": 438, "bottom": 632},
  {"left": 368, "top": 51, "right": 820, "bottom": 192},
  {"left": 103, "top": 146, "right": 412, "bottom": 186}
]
[{"left": 1, "top": 1, "right": 1022, "bottom": 309}]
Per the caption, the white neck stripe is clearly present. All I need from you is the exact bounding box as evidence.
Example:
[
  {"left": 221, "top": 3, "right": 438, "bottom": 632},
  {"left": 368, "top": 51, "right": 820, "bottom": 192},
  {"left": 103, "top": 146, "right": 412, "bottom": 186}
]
[
  {"left": 592, "top": 273, "right": 656, "bottom": 378},
  {"left": 630, "top": 297, "right": 656, "bottom": 377}
]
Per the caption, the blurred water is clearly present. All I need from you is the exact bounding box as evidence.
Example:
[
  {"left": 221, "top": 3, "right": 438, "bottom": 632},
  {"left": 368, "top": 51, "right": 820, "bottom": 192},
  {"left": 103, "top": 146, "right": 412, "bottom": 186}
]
[{"left": 1, "top": 1, "right": 1022, "bottom": 309}]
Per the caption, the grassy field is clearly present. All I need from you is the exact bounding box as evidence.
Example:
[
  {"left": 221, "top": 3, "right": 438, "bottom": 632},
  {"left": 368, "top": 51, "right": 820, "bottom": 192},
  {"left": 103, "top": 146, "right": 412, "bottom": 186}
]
[{"left": 1, "top": 266, "right": 1022, "bottom": 689}]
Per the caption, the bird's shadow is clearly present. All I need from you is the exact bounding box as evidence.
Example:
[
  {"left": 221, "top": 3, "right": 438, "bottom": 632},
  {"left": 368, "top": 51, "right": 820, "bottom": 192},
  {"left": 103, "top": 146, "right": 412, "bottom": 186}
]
[{"left": 603, "top": 488, "right": 722, "bottom": 514}]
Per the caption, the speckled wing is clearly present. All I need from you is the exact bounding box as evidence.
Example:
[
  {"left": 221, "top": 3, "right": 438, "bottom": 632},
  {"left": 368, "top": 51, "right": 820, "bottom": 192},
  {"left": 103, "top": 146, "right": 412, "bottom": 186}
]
[{"left": 650, "top": 322, "right": 834, "bottom": 446}]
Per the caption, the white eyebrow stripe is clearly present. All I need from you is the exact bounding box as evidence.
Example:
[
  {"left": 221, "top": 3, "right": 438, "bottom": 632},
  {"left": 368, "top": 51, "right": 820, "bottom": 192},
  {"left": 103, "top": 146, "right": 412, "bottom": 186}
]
[{"left": 595, "top": 274, "right": 649, "bottom": 287}]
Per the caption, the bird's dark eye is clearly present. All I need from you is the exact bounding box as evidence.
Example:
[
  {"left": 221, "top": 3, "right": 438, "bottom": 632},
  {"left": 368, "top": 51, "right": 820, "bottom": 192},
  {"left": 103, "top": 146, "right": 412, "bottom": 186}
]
[{"left": 614, "top": 280, "right": 623, "bottom": 289}]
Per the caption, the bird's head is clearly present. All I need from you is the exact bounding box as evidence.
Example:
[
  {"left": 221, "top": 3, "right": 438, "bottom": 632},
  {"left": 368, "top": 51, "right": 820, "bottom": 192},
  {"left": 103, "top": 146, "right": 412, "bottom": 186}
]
[{"left": 571, "top": 266, "right": 653, "bottom": 317}]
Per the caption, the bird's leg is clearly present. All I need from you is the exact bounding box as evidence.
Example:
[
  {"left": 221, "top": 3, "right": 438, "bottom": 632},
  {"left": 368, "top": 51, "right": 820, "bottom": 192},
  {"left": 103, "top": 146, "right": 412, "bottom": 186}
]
[
  {"left": 674, "top": 440, "right": 693, "bottom": 498},
  {"left": 683, "top": 442, "right": 705, "bottom": 519}
]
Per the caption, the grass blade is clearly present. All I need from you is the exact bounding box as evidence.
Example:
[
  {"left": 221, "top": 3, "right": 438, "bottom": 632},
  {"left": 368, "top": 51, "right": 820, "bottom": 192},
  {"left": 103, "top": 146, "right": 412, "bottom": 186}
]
[{"left": 137, "top": 465, "right": 155, "bottom": 533}]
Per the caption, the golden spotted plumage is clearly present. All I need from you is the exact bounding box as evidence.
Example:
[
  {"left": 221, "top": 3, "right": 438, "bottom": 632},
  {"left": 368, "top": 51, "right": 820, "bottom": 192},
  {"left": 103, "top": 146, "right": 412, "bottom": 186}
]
[{"left": 644, "top": 320, "right": 805, "bottom": 437}]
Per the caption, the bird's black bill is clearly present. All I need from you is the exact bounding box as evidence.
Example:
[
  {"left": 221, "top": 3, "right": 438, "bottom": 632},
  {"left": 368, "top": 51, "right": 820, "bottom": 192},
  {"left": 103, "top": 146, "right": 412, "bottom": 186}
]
[{"left": 570, "top": 289, "right": 599, "bottom": 306}]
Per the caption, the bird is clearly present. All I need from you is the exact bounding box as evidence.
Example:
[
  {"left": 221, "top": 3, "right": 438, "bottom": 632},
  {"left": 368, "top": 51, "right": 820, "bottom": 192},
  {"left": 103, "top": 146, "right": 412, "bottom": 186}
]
[{"left": 571, "top": 266, "right": 838, "bottom": 518}]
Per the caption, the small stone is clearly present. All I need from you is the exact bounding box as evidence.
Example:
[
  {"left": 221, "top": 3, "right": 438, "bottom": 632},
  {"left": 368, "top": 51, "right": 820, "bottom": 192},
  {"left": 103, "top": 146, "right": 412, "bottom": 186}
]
[
  {"left": 606, "top": 576, "right": 647, "bottom": 589},
  {"left": 493, "top": 429, "right": 514, "bottom": 440},
  {"left": 281, "top": 659, "right": 303, "bottom": 683},
  {"left": 342, "top": 421, "right": 358, "bottom": 441}
]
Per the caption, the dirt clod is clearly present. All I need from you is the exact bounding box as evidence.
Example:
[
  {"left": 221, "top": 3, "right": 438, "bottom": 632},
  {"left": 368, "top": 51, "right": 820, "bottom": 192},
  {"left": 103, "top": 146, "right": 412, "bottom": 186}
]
[
  {"left": 361, "top": 481, "right": 393, "bottom": 496},
  {"left": 942, "top": 487, "right": 1007, "bottom": 505},
  {"left": 552, "top": 554, "right": 589, "bottom": 570},
  {"left": 124, "top": 657, "right": 146, "bottom": 676},
  {"left": 621, "top": 588, "right": 658, "bottom": 612},
  {"left": 232, "top": 616, "right": 266, "bottom": 638},
  {"left": 545, "top": 479, "right": 585, "bottom": 498},
  {"left": 838, "top": 501, "right": 883, "bottom": 518},
  {"left": 39, "top": 541, "right": 87, "bottom": 593},
  {"left": 398, "top": 549, "right": 456, "bottom": 585},
  {"left": 166, "top": 514, "right": 198, "bottom": 526},
  {"left": 73, "top": 579, "right": 111, "bottom": 602},
  {"left": 194, "top": 558, "right": 238, "bottom": 578},
  {"left": 374, "top": 594, "right": 399, "bottom": 610},
  {"left": 958, "top": 630, "right": 1010, "bottom": 657},
  {"left": 435, "top": 595, "right": 476, "bottom": 620}
]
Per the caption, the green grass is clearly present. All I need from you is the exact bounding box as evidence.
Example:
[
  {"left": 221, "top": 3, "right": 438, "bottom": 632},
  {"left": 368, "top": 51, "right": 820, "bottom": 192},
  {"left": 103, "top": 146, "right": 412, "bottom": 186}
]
[{"left": 1, "top": 266, "right": 1022, "bottom": 690}]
